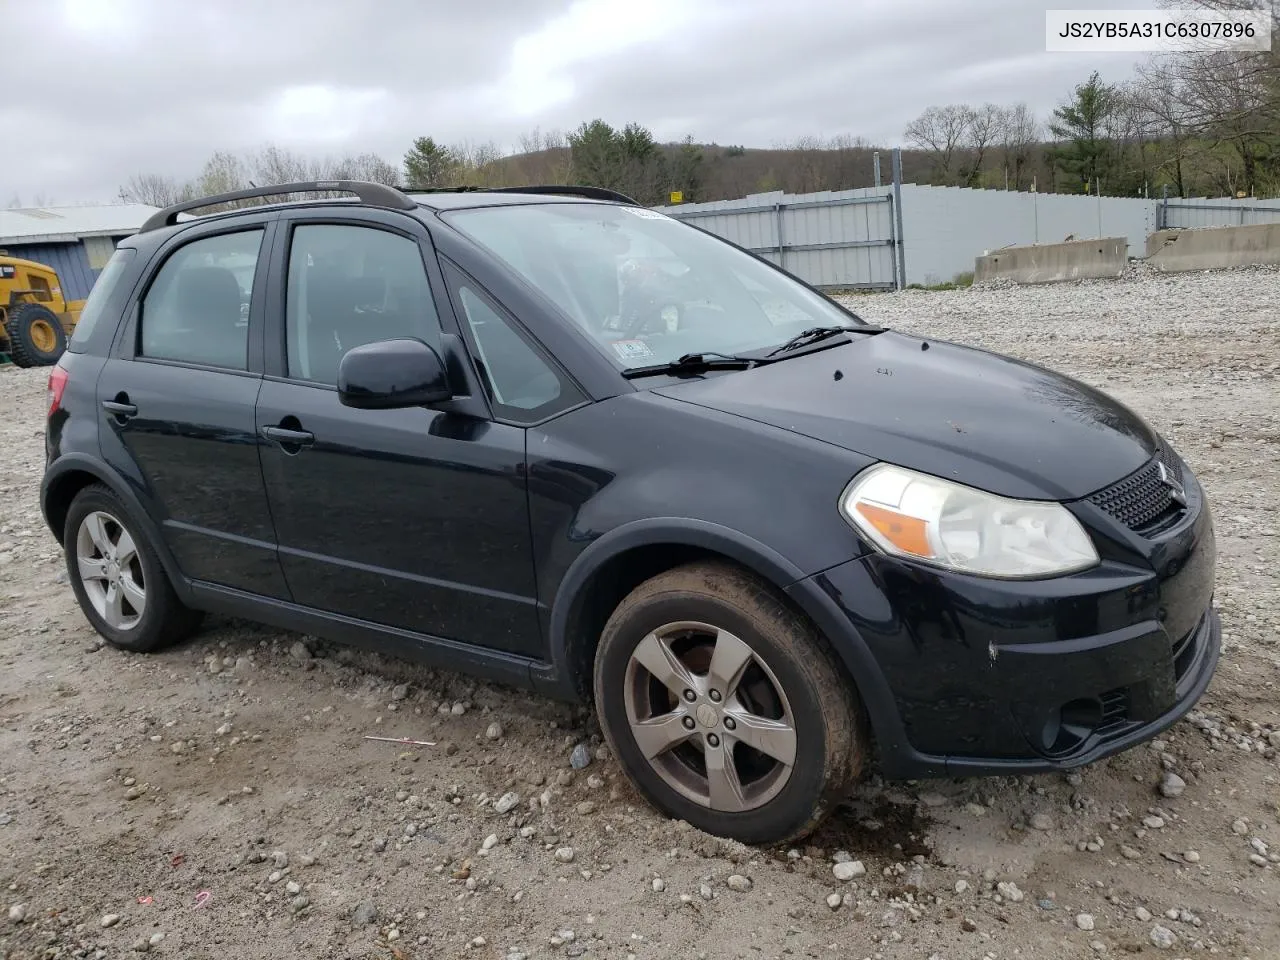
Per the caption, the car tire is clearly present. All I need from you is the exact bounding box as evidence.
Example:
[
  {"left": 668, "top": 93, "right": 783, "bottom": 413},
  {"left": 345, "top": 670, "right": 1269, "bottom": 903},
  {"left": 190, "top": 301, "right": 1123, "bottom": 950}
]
[
  {"left": 63, "top": 484, "right": 203, "bottom": 653},
  {"left": 593, "top": 560, "right": 868, "bottom": 845}
]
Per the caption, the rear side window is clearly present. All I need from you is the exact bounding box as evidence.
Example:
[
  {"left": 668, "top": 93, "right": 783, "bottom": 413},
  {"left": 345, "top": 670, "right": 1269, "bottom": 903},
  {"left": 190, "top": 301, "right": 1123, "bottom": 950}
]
[
  {"left": 69, "top": 247, "right": 136, "bottom": 349},
  {"left": 139, "top": 230, "right": 263, "bottom": 370}
]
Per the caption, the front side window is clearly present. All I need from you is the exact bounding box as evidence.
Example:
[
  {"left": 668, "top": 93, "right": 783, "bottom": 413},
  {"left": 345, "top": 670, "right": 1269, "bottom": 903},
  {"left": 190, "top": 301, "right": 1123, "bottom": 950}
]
[
  {"left": 285, "top": 224, "right": 442, "bottom": 386},
  {"left": 443, "top": 203, "right": 866, "bottom": 371},
  {"left": 139, "top": 230, "right": 262, "bottom": 369}
]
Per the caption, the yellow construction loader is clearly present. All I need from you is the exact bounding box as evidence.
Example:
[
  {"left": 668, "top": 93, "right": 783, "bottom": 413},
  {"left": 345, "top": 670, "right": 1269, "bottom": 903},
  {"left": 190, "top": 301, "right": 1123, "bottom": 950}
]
[{"left": 0, "top": 254, "right": 84, "bottom": 367}]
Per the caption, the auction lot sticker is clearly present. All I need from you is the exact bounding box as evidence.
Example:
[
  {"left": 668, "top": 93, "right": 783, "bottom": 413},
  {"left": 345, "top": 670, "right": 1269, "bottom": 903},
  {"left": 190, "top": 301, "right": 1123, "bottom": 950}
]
[{"left": 610, "top": 339, "right": 655, "bottom": 362}]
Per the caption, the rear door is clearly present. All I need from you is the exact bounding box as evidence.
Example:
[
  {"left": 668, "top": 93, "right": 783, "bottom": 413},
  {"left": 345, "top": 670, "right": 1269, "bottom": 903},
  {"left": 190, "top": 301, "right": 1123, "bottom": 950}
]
[
  {"left": 96, "top": 214, "right": 289, "bottom": 598},
  {"left": 255, "top": 209, "right": 574, "bottom": 657}
]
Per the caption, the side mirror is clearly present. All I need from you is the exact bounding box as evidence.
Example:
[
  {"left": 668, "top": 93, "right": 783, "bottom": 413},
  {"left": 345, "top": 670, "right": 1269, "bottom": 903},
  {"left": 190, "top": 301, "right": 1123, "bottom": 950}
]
[{"left": 337, "top": 338, "right": 452, "bottom": 410}]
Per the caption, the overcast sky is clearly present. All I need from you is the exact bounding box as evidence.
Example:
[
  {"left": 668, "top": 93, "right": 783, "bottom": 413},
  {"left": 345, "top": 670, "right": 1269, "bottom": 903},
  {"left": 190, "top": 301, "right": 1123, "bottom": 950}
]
[{"left": 2, "top": 0, "right": 1154, "bottom": 205}]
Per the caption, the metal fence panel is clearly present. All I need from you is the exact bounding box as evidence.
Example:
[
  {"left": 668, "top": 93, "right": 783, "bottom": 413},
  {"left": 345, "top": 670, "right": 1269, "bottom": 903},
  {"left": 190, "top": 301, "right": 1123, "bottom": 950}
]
[
  {"left": 656, "top": 183, "right": 1280, "bottom": 290},
  {"left": 657, "top": 187, "right": 897, "bottom": 289},
  {"left": 898, "top": 186, "right": 1156, "bottom": 287},
  {"left": 1160, "top": 197, "right": 1280, "bottom": 229}
]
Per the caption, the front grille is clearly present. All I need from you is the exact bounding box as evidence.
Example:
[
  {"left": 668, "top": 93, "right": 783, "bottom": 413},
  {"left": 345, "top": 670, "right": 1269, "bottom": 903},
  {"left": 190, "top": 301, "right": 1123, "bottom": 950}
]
[
  {"left": 1157, "top": 444, "right": 1184, "bottom": 484},
  {"left": 1087, "top": 445, "right": 1185, "bottom": 533}
]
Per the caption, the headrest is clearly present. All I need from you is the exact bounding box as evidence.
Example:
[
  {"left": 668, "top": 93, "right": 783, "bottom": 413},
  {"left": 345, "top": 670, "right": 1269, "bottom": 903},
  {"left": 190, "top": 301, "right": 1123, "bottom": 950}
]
[{"left": 177, "top": 267, "right": 241, "bottom": 313}]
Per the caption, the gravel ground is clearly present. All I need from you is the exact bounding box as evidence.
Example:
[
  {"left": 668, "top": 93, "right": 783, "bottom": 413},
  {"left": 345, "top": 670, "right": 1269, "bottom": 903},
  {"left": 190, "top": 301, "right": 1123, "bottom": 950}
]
[{"left": 1, "top": 265, "right": 1278, "bottom": 960}]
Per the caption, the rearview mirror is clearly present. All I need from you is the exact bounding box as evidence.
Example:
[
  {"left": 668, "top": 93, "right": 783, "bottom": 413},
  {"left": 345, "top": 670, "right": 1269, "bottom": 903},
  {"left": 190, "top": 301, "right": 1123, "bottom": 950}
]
[{"left": 337, "top": 338, "right": 452, "bottom": 410}]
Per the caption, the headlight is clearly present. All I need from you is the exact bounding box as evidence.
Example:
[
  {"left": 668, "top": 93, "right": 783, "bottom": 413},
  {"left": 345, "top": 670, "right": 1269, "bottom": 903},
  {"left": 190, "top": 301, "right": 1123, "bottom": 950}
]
[{"left": 840, "top": 464, "right": 1099, "bottom": 579}]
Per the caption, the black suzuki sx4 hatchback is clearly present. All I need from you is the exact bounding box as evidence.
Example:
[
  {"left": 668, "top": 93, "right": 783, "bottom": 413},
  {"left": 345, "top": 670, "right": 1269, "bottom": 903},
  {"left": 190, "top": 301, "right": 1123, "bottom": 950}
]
[{"left": 41, "top": 181, "right": 1218, "bottom": 844}]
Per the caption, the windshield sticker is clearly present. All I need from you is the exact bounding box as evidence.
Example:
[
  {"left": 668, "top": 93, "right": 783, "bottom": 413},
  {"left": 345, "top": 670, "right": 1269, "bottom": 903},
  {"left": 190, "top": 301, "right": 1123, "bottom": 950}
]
[
  {"left": 610, "top": 339, "right": 655, "bottom": 362},
  {"left": 623, "top": 207, "right": 672, "bottom": 221}
]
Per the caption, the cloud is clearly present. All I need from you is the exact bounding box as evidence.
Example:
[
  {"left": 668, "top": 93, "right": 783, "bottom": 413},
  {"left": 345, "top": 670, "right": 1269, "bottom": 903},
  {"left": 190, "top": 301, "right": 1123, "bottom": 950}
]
[{"left": 1, "top": 0, "right": 1148, "bottom": 203}]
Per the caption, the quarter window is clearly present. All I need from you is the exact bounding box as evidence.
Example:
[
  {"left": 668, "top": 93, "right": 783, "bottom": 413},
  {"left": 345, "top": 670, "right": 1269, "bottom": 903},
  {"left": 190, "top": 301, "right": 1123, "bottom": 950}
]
[
  {"left": 454, "top": 280, "right": 578, "bottom": 421},
  {"left": 285, "top": 224, "right": 442, "bottom": 386},
  {"left": 139, "top": 230, "right": 261, "bottom": 369},
  {"left": 70, "top": 247, "right": 136, "bottom": 347}
]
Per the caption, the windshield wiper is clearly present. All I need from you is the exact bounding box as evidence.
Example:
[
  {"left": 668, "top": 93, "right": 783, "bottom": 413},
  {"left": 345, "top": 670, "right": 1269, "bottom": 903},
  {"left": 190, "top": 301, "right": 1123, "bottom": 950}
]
[
  {"left": 621, "top": 351, "right": 757, "bottom": 379},
  {"left": 765, "top": 324, "right": 883, "bottom": 357}
]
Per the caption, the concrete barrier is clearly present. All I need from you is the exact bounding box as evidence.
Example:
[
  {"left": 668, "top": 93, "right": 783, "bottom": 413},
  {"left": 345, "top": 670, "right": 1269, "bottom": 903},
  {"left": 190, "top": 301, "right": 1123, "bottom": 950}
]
[
  {"left": 1146, "top": 222, "right": 1280, "bottom": 273},
  {"left": 974, "top": 237, "right": 1128, "bottom": 285}
]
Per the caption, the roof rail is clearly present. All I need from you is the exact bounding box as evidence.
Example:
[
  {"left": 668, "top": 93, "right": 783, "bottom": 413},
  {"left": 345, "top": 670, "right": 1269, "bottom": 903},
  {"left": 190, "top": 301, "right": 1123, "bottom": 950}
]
[
  {"left": 489, "top": 185, "right": 640, "bottom": 205},
  {"left": 408, "top": 184, "right": 639, "bottom": 205},
  {"left": 140, "top": 180, "right": 417, "bottom": 233}
]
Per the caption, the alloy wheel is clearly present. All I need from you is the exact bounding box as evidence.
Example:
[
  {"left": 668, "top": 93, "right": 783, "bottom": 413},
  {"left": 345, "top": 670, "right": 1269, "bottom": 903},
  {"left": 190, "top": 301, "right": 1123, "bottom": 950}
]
[
  {"left": 75, "top": 510, "right": 147, "bottom": 631},
  {"left": 623, "top": 620, "right": 797, "bottom": 812}
]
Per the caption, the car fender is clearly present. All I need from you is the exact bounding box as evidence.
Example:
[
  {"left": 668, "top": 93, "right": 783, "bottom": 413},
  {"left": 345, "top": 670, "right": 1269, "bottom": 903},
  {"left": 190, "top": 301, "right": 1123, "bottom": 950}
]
[
  {"left": 41, "top": 453, "right": 196, "bottom": 606},
  {"left": 541, "top": 517, "right": 907, "bottom": 760}
]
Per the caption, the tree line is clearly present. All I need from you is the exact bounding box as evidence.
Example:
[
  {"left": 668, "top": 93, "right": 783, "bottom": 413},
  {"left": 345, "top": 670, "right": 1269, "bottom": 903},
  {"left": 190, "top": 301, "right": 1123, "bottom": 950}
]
[
  {"left": 118, "top": 0, "right": 1279, "bottom": 208},
  {"left": 906, "top": 0, "right": 1280, "bottom": 197}
]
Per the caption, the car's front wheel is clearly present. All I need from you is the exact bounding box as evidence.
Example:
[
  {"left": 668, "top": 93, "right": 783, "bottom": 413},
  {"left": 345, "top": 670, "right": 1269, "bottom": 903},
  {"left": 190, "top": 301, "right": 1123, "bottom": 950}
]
[{"left": 593, "top": 561, "right": 867, "bottom": 845}]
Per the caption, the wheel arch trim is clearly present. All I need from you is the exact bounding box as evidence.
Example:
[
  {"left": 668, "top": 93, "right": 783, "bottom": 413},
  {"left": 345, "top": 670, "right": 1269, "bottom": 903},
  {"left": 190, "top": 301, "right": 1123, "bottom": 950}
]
[
  {"left": 41, "top": 454, "right": 195, "bottom": 605},
  {"left": 542, "top": 518, "right": 907, "bottom": 760}
]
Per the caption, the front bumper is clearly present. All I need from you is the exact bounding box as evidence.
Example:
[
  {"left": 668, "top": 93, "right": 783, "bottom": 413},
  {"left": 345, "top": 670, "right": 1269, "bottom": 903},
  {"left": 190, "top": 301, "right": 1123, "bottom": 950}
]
[
  {"left": 796, "top": 463, "right": 1219, "bottom": 779},
  {"left": 946, "top": 606, "right": 1219, "bottom": 776}
]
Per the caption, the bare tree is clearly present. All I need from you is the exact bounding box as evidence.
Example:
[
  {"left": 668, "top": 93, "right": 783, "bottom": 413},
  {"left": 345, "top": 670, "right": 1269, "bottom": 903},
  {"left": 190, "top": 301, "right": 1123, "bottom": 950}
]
[
  {"left": 1172, "top": 49, "right": 1276, "bottom": 194},
  {"left": 517, "top": 129, "right": 542, "bottom": 155},
  {"left": 785, "top": 135, "right": 830, "bottom": 192},
  {"left": 445, "top": 141, "right": 506, "bottom": 186},
  {"left": 997, "top": 104, "right": 1041, "bottom": 190},
  {"left": 326, "top": 153, "right": 402, "bottom": 186},
  {"left": 516, "top": 127, "right": 568, "bottom": 154},
  {"left": 904, "top": 105, "right": 971, "bottom": 181},
  {"left": 191, "top": 151, "right": 252, "bottom": 210},
  {"left": 535, "top": 143, "right": 573, "bottom": 185},
  {"left": 1151, "top": 0, "right": 1280, "bottom": 193},
  {"left": 1131, "top": 59, "right": 1200, "bottom": 196},
  {"left": 1157, "top": 0, "right": 1277, "bottom": 14},
  {"left": 1105, "top": 81, "right": 1164, "bottom": 194},
  {"left": 249, "top": 144, "right": 314, "bottom": 186},
  {"left": 962, "top": 103, "right": 1002, "bottom": 186},
  {"left": 118, "top": 173, "right": 194, "bottom": 207},
  {"left": 772, "top": 134, "right": 871, "bottom": 193}
]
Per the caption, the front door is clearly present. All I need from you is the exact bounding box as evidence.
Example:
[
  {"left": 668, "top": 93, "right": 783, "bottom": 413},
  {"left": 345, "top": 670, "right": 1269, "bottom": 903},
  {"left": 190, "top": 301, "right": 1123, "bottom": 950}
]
[
  {"left": 254, "top": 212, "right": 544, "bottom": 657},
  {"left": 96, "top": 218, "right": 289, "bottom": 598}
]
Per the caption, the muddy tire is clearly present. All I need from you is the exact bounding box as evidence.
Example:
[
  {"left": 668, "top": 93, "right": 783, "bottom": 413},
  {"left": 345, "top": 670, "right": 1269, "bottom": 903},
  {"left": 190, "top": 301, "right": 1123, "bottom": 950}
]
[
  {"left": 5, "top": 302, "right": 68, "bottom": 367},
  {"left": 63, "top": 484, "right": 204, "bottom": 653},
  {"left": 593, "top": 561, "right": 868, "bottom": 845}
]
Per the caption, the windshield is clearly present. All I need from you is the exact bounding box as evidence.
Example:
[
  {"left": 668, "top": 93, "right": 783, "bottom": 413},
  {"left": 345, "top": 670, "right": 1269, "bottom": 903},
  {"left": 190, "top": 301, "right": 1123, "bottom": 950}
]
[{"left": 442, "top": 203, "right": 866, "bottom": 370}]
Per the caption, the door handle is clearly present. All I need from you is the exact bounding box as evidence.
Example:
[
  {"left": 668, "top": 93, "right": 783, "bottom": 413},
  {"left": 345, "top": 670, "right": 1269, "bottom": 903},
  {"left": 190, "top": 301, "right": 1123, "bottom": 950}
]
[
  {"left": 261, "top": 425, "right": 315, "bottom": 446},
  {"left": 102, "top": 400, "right": 138, "bottom": 418}
]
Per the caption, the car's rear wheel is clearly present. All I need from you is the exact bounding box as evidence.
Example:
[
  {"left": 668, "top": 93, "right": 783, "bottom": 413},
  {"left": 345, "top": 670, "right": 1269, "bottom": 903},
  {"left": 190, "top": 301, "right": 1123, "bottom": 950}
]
[
  {"left": 64, "top": 485, "right": 203, "bottom": 653},
  {"left": 593, "top": 561, "right": 867, "bottom": 845}
]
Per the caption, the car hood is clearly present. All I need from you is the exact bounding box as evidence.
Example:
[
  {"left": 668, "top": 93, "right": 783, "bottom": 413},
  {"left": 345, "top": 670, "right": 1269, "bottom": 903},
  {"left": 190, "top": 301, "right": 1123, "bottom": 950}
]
[{"left": 650, "top": 331, "right": 1158, "bottom": 501}]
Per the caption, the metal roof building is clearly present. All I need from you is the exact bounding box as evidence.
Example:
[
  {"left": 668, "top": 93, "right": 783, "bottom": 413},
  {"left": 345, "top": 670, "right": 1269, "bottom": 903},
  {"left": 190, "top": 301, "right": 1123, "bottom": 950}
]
[{"left": 0, "top": 204, "right": 160, "bottom": 300}]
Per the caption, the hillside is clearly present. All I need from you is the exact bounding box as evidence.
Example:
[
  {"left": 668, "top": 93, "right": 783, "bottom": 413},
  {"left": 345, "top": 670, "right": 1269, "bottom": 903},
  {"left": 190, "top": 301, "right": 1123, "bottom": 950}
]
[{"left": 474, "top": 142, "right": 987, "bottom": 204}]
